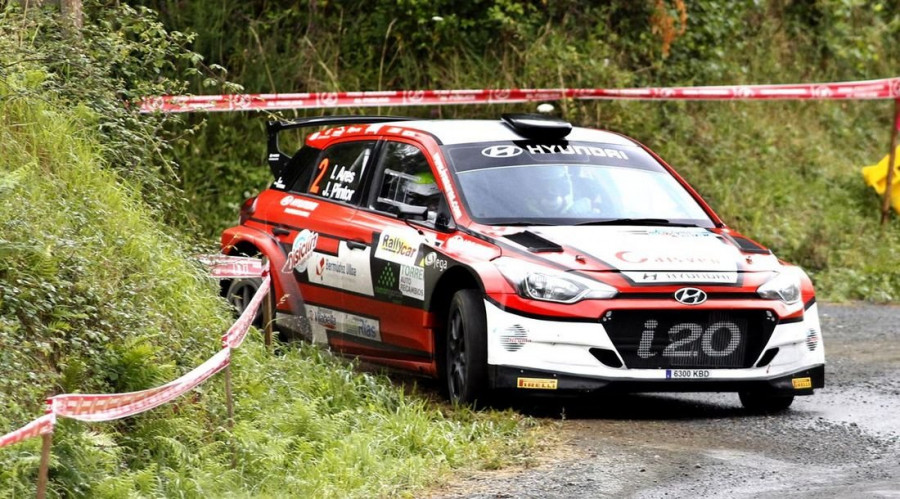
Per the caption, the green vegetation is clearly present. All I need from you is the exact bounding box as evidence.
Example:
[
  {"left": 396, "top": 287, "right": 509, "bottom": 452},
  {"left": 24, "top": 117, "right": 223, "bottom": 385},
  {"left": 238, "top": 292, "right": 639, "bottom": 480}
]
[
  {"left": 2, "top": 0, "right": 899, "bottom": 496},
  {"left": 0, "top": 3, "right": 533, "bottom": 497}
]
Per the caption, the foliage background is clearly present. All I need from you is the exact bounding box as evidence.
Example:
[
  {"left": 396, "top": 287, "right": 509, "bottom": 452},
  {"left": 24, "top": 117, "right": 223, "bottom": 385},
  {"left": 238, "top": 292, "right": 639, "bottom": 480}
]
[
  {"left": 142, "top": 0, "right": 900, "bottom": 301},
  {"left": 1, "top": 0, "right": 899, "bottom": 496}
]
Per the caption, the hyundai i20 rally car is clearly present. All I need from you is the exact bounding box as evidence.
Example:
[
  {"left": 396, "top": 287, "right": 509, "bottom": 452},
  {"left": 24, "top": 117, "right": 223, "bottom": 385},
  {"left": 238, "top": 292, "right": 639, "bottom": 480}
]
[{"left": 221, "top": 114, "right": 825, "bottom": 412}]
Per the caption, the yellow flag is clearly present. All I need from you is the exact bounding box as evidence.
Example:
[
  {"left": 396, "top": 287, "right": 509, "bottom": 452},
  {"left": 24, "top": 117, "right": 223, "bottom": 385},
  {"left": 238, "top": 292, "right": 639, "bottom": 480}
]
[{"left": 861, "top": 145, "right": 900, "bottom": 214}]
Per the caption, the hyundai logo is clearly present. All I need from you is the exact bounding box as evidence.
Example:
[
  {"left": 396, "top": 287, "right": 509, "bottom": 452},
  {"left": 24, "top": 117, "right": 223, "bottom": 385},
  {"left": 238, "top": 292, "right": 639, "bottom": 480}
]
[
  {"left": 674, "top": 287, "right": 707, "bottom": 305},
  {"left": 481, "top": 145, "right": 523, "bottom": 158}
]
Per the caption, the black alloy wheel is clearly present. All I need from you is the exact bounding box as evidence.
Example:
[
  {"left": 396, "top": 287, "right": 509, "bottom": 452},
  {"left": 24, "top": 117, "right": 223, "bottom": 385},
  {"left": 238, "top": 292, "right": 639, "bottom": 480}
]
[
  {"left": 445, "top": 289, "right": 488, "bottom": 406},
  {"left": 225, "top": 277, "right": 264, "bottom": 326}
]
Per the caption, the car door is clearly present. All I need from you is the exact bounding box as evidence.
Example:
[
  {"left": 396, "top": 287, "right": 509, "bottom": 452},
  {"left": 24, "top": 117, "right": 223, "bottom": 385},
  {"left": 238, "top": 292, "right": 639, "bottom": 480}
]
[
  {"left": 271, "top": 139, "right": 378, "bottom": 346},
  {"left": 340, "top": 139, "right": 449, "bottom": 367}
]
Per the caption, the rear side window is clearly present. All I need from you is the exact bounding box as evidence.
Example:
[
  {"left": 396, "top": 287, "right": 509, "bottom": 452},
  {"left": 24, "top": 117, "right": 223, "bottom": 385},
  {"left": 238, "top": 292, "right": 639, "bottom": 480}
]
[
  {"left": 303, "top": 141, "right": 376, "bottom": 205},
  {"left": 282, "top": 146, "right": 321, "bottom": 192}
]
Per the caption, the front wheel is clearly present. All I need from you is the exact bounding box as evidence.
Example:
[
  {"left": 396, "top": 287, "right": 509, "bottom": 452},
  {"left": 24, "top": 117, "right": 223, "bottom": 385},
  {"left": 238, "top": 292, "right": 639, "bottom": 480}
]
[
  {"left": 739, "top": 391, "right": 795, "bottom": 413},
  {"left": 445, "top": 289, "right": 489, "bottom": 406}
]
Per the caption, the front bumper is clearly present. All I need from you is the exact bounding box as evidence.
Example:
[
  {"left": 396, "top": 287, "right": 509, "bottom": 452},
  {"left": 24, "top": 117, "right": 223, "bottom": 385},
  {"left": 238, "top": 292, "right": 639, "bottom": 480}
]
[
  {"left": 491, "top": 364, "right": 824, "bottom": 396},
  {"left": 485, "top": 299, "right": 826, "bottom": 396}
]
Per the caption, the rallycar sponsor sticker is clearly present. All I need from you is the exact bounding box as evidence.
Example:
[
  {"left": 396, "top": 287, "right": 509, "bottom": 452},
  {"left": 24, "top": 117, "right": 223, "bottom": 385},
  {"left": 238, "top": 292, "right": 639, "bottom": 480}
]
[
  {"left": 792, "top": 377, "right": 813, "bottom": 389},
  {"left": 517, "top": 377, "right": 558, "bottom": 390},
  {"left": 374, "top": 229, "right": 433, "bottom": 266}
]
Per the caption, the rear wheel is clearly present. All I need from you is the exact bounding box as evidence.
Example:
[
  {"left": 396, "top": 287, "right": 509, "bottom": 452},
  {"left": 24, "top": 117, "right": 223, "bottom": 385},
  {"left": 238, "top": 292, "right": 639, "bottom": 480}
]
[
  {"left": 739, "top": 391, "right": 795, "bottom": 413},
  {"left": 445, "top": 289, "right": 489, "bottom": 406},
  {"left": 224, "top": 277, "right": 263, "bottom": 326}
]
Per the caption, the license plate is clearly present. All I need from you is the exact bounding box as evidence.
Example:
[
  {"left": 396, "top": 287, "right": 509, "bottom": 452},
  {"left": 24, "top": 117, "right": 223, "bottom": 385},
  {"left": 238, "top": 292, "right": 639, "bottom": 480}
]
[{"left": 666, "top": 369, "right": 711, "bottom": 379}]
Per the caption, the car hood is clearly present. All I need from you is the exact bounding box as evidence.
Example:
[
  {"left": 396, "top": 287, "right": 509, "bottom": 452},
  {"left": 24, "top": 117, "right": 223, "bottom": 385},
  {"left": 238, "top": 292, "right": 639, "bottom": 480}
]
[{"left": 494, "top": 225, "right": 781, "bottom": 281}]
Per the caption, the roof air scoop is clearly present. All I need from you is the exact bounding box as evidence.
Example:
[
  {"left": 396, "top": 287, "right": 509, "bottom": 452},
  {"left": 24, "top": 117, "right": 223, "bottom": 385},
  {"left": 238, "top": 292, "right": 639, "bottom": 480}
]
[{"left": 501, "top": 113, "right": 573, "bottom": 140}]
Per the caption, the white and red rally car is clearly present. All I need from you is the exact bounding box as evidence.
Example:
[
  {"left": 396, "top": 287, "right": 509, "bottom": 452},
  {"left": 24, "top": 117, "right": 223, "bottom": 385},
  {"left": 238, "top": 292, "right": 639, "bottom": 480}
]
[{"left": 221, "top": 114, "right": 824, "bottom": 412}]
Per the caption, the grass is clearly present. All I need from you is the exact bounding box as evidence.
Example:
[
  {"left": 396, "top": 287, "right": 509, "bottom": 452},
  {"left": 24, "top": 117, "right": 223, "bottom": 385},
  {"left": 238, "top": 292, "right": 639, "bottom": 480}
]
[{"left": 0, "top": 40, "right": 537, "bottom": 498}]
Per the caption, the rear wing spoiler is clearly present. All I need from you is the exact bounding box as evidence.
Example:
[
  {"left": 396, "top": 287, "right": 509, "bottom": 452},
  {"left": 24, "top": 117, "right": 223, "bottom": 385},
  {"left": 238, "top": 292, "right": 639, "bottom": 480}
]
[{"left": 266, "top": 115, "right": 411, "bottom": 177}]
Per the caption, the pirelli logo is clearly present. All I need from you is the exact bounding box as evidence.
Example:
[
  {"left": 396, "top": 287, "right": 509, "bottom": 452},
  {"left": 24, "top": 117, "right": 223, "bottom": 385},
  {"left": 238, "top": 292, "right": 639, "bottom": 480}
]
[
  {"left": 792, "top": 377, "right": 813, "bottom": 389},
  {"left": 517, "top": 377, "right": 558, "bottom": 390}
]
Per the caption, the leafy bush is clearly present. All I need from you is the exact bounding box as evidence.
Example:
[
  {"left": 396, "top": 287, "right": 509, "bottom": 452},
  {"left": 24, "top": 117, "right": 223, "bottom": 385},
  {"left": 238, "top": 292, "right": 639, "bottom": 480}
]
[{"left": 0, "top": 4, "right": 535, "bottom": 497}]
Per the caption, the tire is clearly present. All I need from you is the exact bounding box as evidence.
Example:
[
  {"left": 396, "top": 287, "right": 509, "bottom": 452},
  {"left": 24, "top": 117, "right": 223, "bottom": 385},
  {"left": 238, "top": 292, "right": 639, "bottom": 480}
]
[
  {"left": 444, "top": 289, "right": 489, "bottom": 406},
  {"left": 739, "top": 391, "right": 795, "bottom": 414},
  {"left": 224, "top": 277, "right": 264, "bottom": 327}
]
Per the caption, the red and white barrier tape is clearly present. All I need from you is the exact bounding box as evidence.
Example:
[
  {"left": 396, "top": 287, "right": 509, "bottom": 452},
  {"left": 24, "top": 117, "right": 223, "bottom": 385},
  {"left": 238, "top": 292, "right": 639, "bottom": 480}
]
[
  {"left": 197, "top": 254, "right": 268, "bottom": 279},
  {"left": 48, "top": 348, "right": 231, "bottom": 422},
  {"left": 1, "top": 255, "right": 270, "bottom": 447},
  {"left": 222, "top": 275, "right": 270, "bottom": 349},
  {"left": 140, "top": 77, "right": 900, "bottom": 113},
  {"left": 0, "top": 414, "right": 55, "bottom": 450}
]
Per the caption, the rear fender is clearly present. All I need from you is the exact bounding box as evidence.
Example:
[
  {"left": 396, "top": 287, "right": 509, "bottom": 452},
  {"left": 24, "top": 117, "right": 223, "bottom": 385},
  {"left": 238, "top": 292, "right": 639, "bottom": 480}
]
[{"left": 221, "top": 226, "right": 304, "bottom": 315}]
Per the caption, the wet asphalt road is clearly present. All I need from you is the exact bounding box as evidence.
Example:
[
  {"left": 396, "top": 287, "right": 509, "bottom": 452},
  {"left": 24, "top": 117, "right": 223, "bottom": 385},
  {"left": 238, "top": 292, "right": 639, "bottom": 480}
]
[{"left": 431, "top": 303, "right": 900, "bottom": 498}]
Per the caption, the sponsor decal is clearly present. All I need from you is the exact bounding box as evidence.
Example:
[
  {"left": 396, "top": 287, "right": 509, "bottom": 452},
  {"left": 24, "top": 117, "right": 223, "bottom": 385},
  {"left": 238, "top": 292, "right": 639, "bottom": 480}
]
[
  {"left": 637, "top": 228, "right": 718, "bottom": 238},
  {"left": 792, "top": 377, "right": 812, "bottom": 389},
  {"left": 282, "top": 229, "right": 319, "bottom": 273},
  {"left": 499, "top": 325, "right": 529, "bottom": 352},
  {"left": 442, "top": 235, "right": 497, "bottom": 259},
  {"left": 280, "top": 195, "right": 319, "bottom": 217},
  {"left": 374, "top": 230, "right": 422, "bottom": 266},
  {"left": 398, "top": 264, "right": 425, "bottom": 300},
  {"left": 377, "top": 265, "right": 396, "bottom": 288},
  {"left": 374, "top": 264, "right": 404, "bottom": 302},
  {"left": 525, "top": 144, "right": 629, "bottom": 160},
  {"left": 516, "top": 377, "right": 558, "bottom": 390},
  {"left": 422, "top": 251, "right": 448, "bottom": 272},
  {"left": 345, "top": 314, "right": 380, "bottom": 341},
  {"left": 433, "top": 152, "right": 463, "bottom": 218},
  {"left": 624, "top": 271, "right": 738, "bottom": 284},
  {"left": 305, "top": 304, "right": 381, "bottom": 342},
  {"left": 616, "top": 251, "right": 725, "bottom": 266},
  {"left": 481, "top": 145, "right": 523, "bottom": 158},
  {"left": 307, "top": 243, "right": 374, "bottom": 296},
  {"left": 309, "top": 305, "right": 338, "bottom": 329},
  {"left": 806, "top": 329, "right": 819, "bottom": 351}
]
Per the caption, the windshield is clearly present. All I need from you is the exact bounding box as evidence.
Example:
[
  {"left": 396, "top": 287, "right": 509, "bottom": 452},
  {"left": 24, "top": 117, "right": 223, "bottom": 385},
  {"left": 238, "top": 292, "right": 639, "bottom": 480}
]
[{"left": 445, "top": 141, "right": 715, "bottom": 227}]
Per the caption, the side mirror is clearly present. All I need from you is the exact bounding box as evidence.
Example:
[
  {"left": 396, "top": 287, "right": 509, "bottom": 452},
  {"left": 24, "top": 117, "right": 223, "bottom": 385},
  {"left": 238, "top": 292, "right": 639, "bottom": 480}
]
[
  {"left": 434, "top": 213, "right": 455, "bottom": 232},
  {"left": 393, "top": 204, "right": 428, "bottom": 219}
]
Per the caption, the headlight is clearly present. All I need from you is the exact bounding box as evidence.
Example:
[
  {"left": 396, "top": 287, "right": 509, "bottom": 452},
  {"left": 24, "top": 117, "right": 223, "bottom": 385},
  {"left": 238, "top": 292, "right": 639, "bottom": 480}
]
[
  {"left": 757, "top": 269, "right": 802, "bottom": 304},
  {"left": 494, "top": 257, "right": 617, "bottom": 304}
]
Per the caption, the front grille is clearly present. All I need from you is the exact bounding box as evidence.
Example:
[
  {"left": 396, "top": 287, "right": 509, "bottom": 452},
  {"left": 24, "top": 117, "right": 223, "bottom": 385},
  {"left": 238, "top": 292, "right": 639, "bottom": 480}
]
[{"left": 601, "top": 310, "right": 776, "bottom": 369}]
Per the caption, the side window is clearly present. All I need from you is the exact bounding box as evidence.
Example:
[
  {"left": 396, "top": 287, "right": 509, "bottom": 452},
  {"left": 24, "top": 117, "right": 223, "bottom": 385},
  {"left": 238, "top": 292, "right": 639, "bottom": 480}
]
[
  {"left": 284, "top": 146, "right": 322, "bottom": 192},
  {"left": 303, "top": 140, "right": 376, "bottom": 204},
  {"left": 373, "top": 142, "right": 442, "bottom": 221}
]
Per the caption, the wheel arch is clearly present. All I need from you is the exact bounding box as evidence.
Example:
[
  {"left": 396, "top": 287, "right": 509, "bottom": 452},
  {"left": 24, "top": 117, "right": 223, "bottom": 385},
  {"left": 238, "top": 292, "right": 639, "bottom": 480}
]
[
  {"left": 427, "top": 265, "right": 484, "bottom": 384},
  {"left": 220, "top": 226, "right": 291, "bottom": 303}
]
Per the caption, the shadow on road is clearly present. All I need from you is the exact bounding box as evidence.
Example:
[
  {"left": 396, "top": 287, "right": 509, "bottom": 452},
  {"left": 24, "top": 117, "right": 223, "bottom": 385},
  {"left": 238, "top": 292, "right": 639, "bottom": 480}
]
[{"left": 491, "top": 392, "right": 751, "bottom": 420}]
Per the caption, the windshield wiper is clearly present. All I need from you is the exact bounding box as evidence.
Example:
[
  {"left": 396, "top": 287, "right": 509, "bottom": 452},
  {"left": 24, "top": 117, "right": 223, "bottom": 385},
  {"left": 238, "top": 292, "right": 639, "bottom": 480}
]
[{"left": 574, "top": 218, "right": 698, "bottom": 227}]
